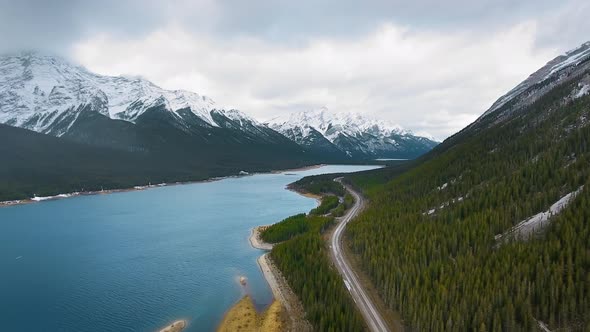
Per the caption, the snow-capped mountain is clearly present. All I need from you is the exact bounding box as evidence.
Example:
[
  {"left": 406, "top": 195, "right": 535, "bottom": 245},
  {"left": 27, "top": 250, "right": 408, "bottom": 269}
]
[
  {"left": 0, "top": 52, "right": 222, "bottom": 137},
  {"left": 267, "top": 108, "right": 438, "bottom": 159},
  {"left": 0, "top": 51, "right": 316, "bottom": 167},
  {"left": 0, "top": 51, "right": 436, "bottom": 161},
  {"left": 478, "top": 41, "right": 590, "bottom": 122}
]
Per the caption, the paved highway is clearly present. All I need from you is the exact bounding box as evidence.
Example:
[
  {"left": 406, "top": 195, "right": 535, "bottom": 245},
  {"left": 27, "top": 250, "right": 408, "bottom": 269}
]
[{"left": 331, "top": 178, "right": 390, "bottom": 332}]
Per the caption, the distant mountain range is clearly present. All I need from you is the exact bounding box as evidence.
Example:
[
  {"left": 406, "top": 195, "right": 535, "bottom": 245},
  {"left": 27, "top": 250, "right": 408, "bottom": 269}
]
[
  {"left": 0, "top": 52, "right": 294, "bottom": 150},
  {"left": 268, "top": 108, "right": 438, "bottom": 159},
  {"left": 0, "top": 52, "right": 437, "bottom": 200},
  {"left": 0, "top": 52, "right": 436, "bottom": 159}
]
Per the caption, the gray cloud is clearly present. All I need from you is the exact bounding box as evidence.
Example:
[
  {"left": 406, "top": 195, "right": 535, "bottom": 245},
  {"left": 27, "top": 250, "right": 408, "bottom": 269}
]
[
  {"left": 213, "top": 0, "right": 559, "bottom": 39},
  {"left": 533, "top": 0, "right": 590, "bottom": 51},
  {"left": 0, "top": 0, "right": 166, "bottom": 54},
  {"left": 1, "top": 0, "right": 580, "bottom": 52},
  {"left": 1, "top": 0, "right": 589, "bottom": 139}
]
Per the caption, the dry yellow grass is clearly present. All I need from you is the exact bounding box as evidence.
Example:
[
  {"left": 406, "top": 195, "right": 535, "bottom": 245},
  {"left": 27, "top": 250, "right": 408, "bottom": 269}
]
[
  {"left": 217, "top": 296, "right": 287, "bottom": 332},
  {"left": 259, "top": 301, "right": 285, "bottom": 331}
]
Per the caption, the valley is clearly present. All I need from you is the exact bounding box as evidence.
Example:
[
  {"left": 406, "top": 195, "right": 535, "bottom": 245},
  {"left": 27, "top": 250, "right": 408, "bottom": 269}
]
[
  {"left": 281, "top": 40, "right": 590, "bottom": 331},
  {"left": 0, "top": 52, "right": 437, "bottom": 203},
  {"left": 0, "top": 8, "right": 589, "bottom": 331},
  {"left": 0, "top": 165, "right": 379, "bottom": 332}
]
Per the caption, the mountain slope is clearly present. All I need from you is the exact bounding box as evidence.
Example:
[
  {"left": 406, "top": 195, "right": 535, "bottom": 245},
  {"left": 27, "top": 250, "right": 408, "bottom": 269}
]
[
  {"left": 0, "top": 52, "right": 315, "bottom": 152},
  {"left": 268, "top": 108, "right": 438, "bottom": 159},
  {"left": 0, "top": 120, "right": 323, "bottom": 201},
  {"left": 0, "top": 52, "right": 362, "bottom": 170},
  {"left": 479, "top": 41, "right": 590, "bottom": 120},
  {"left": 0, "top": 52, "right": 365, "bottom": 201},
  {"left": 332, "top": 41, "right": 590, "bottom": 330},
  {"left": 0, "top": 52, "right": 217, "bottom": 136},
  {"left": 268, "top": 122, "right": 348, "bottom": 159},
  {"left": 0, "top": 123, "right": 175, "bottom": 201}
]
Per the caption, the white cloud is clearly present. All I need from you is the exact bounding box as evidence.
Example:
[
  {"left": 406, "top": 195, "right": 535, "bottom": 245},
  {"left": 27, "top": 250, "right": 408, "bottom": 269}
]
[
  {"left": 73, "top": 20, "right": 560, "bottom": 140},
  {"left": 534, "top": 0, "right": 590, "bottom": 51}
]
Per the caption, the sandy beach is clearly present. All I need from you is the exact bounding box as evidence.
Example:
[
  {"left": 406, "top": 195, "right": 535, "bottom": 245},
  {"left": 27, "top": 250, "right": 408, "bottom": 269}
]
[
  {"left": 248, "top": 210, "right": 312, "bottom": 331},
  {"left": 291, "top": 190, "right": 322, "bottom": 202},
  {"left": 270, "top": 164, "right": 324, "bottom": 174},
  {"left": 249, "top": 226, "right": 274, "bottom": 251},
  {"left": 285, "top": 183, "right": 323, "bottom": 205},
  {"left": 257, "top": 253, "right": 311, "bottom": 331}
]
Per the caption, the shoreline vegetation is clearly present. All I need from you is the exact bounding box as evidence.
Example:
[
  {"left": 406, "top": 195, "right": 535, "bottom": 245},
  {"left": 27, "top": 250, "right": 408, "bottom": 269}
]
[
  {"left": 217, "top": 233, "right": 310, "bottom": 332},
  {"left": 220, "top": 175, "right": 364, "bottom": 331},
  {"left": 249, "top": 226, "right": 274, "bottom": 251},
  {"left": 218, "top": 188, "right": 326, "bottom": 332},
  {"left": 0, "top": 164, "right": 325, "bottom": 208},
  {"left": 240, "top": 226, "right": 312, "bottom": 331}
]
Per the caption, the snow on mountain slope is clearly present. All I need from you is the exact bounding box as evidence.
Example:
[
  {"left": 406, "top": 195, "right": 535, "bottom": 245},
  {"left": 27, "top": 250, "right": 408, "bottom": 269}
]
[
  {"left": 267, "top": 107, "right": 438, "bottom": 159},
  {"left": 479, "top": 41, "right": 590, "bottom": 120},
  {"left": 268, "top": 107, "right": 408, "bottom": 142},
  {"left": 0, "top": 52, "right": 217, "bottom": 136},
  {"left": 214, "top": 108, "right": 260, "bottom": 126},
  {"left": 209, "top": 108, "right": 295, "bottom": 144},
  {"left": 0, "top": 52, "right": 436, "bottom": 159}
]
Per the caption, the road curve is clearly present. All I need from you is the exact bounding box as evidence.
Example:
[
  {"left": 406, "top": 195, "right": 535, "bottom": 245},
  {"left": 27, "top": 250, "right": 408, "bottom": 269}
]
[{"left": 331, "top": 178, "right": 390, "bottom": 332}]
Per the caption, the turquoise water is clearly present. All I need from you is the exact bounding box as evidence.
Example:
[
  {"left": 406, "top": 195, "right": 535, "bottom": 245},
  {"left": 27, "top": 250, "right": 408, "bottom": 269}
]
[{"left": 0, "top": 165, "right": 378, "bottom": 332}]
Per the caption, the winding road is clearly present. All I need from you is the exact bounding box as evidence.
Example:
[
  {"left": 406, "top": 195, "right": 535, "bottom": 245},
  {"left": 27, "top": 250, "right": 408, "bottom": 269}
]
[{"left": 331, "top": 178, "right": 391, "bottom": 332}]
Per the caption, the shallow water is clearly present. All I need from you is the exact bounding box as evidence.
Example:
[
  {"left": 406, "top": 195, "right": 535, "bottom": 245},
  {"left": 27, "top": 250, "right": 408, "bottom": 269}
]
[{"left": 0, "top": 165, "right": 378, "bottom": 332}]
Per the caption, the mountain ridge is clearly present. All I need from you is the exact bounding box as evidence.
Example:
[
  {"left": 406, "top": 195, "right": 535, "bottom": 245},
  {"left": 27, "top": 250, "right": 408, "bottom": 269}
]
[
  {"left": 326, "top": 40, "right": 590, "bottom": 331},
  {"left": 0, "top": 51, "right": 218, "bottom": 135},
  {"left": 267, "top": 107, "right": 438, "bottom": 159},
  {"left": 478, "top": 41, "right": 590, "bottom": 121},
  {"left": 0, "top": 51, "right": 436, "bottom": 160}
]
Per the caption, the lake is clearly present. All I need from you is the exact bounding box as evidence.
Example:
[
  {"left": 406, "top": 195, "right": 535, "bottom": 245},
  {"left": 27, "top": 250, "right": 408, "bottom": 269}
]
[{"left": 0, "top": 165, "right": 378, "bottom": 332}]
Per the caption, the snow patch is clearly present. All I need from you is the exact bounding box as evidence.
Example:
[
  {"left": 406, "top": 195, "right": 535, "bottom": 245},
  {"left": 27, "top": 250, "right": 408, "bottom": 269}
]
[
  {"left": 31, "top": 193, "right": 73, "bottom": 201},
  {"left": 479, "top": 41, "right": 590, "bottom": 119},
  {"left": 546, "top": 46, "right": 590, "bottom": 79},
  {"left": 573, "top": 83, "right": 590, "bottom": 99},
  {"left": 497, "top": 186, "right": 584, "bottom": 242},
  {"left": 535, "top": 318, "right": 551, "bottom": 332},
  {"left": 423, "top": 195, "right": 465, "bottom": 216},
  {"left": 0, "top": 52, "right": 219, "bottom": 133}
]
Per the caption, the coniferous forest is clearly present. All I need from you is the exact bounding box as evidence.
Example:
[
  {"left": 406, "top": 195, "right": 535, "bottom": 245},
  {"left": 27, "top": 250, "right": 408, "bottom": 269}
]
[
  {"left": 310, "top": 195, "right": 340, "bottom": 215},
  {"left": 262, "top": 188, "right": 365, "bottom": 331},
  {"left": 262, "top": 69, "right": 590, "bottom": 331},
  {"left": 343, "top": 80, "right": 590, "bottom": 330}
]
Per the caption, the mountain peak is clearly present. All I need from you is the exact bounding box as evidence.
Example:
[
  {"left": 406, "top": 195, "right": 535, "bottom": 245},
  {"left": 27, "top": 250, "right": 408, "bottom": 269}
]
[
  {"left": 480, "top": 40, "right": 590, "bottom": 120},
  {"left": 267, "top": 107, "right": 437, "bottom": 159},
  {"left": 0, "top": 51, "right": 219, "bottom": 135},
  {"left": 214, "top": 108, "right": 261, "bottom": 126}
]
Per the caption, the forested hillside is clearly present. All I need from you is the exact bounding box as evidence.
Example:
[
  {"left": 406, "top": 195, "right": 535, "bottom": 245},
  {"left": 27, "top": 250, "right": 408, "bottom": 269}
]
[
  {"left": 261, "top": 181, "right": 365, "bottom": 331},
  {"left": 344, "top": 70, "right": 590, "bottom": 330},
  {"left": 0, "top": 123, "right": 315, "bottom": 201}
]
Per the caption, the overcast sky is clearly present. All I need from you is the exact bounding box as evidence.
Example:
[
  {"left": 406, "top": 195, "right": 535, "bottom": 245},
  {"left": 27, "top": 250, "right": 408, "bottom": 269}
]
[{"left": 1, "top": 0, "right": 589, "bottom": 140}]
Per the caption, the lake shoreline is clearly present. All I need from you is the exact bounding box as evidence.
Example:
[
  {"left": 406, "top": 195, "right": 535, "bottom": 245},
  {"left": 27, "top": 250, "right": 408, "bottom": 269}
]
[
  {"left": 249, "top": 226, "right": 274, "bottom": 251},
  {"left": 0, "top": 164, "right": 325, "bottom": 208},
  {"left": 256, "top": 253, "right": 312, "bottom": 331},
  {"left": 1, "top": 164, "right": 381, "bottom": 331},
  {"left": 242, "top": 186, "right": 318, "bottom": 331}
]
